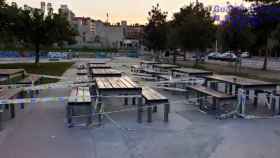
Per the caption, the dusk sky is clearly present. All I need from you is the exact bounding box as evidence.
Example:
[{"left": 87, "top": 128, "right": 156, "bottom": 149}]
[{"left": 7, "top": 0, "right": 246, "bottom": 24}]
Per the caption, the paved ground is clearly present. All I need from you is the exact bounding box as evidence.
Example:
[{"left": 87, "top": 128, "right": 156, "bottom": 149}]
[{"left": 0, "top": 57, "right": 280, "bottom": 158}]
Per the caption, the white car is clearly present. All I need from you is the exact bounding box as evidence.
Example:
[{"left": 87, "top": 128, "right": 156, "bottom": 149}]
[
  {"left": 220, "top": 52, "right": 238, "bottom": 62},
  {"left": 241, "top": 52, "right": 250, "bottom": 58}
]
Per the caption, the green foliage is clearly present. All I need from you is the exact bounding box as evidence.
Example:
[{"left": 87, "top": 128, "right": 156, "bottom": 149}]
[
  {"left": 219, "top": 7, "right": 256, "bottom": 51},
  {"left": 144, "top": 4, "right": 168, "bottom": 51},
  {"left": 171, "top": 2, "right": 216, "bottom": 51},
  {"left": 0, "top": 2, "right": 77, "bottom": 64},
  {"left": 0, "top": 62, "right": 74, "bottom": 76}
]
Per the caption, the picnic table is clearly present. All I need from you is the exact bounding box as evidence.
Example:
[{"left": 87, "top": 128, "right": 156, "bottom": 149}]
[
  {"left": 91, "top": 69, "right": 122, "bottom": 78},
  {"left": 77, "top": 69, "right": 88, "bottom": 75},
  {"left": 67, "top": 87, "right": 92, "bottom": 127},
  {"left": 88, "top": 61, "right": 108, "bottom": 65},
  {"left": 204, "top": 75, "right": 278, "bottom": 111},
  {"left": 187, "top": 85, "right": 236, "bottom": 110},
  {"left": 172, "top": 68, "right": 213, "bottom": 77},
  {"left": 17, "top": 75, "right": 41, "bottom": 85},
  {"left": 88, "top": 64, "right": 111, "bottom": 69},
  {"left": 95, "top": 76, "right": 144, "bottom": 123},
  {"left": 140, "top": 61, "right": 159, "bottom": 66},
  {"left": 17, "top": 75, "right": 42, "bottom": 97},
  {"left": 0, "top": 69, "right": 26, "bottom": 83},
  {"left": 154, "top": 64, "right": 180, "bottom": 73},
  {"left": 0, "top": 87, "right": 24, "bottom": 130}
]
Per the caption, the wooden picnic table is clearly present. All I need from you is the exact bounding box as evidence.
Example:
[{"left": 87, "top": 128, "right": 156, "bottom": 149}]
[
  {"left": 205, "top": 75, "right": 277, "bottom": 89},
  {"left": 77, "top": 69, "right": 88, "bottom": 75},
  {"left": 140, "top": 61, "right": 160, "bottom": 70},
  {"left": 88, "top": 64, "right": 112, "bottom": 69},
  {"left": 17, "top": 75, "right": 41, "bottom": 85},
  {"left": 140, "top": 60, "right": 159, "bottom": 65},
  {"left": 88, "top": 61, "right": 108, "bottom": 65},
  {"left": 67, "top": 87, "right": 92, "bottom": 127},
  {"left": 172, "top": 68, "right": 213, "bottom": 77},
  {"left": 187, "top": 85, "right": 236, "bottom": 111},
  {"left": 95, "top": 76, "right": 143, "bottom": 123},
  {"left": 0, "top": 87, "right": 24, "bottom": 130},
  {"left": 0, "top": 69, "right": 26, "bottom": 82},
  {"left": 91, "top": 69, "right": 122, "bottom": 78},
  {"left": 204, "top": 74, "right": 278, "bottom": 109},
  {"left": 154, "top": 64, "right": 180, "bottom": 72}
]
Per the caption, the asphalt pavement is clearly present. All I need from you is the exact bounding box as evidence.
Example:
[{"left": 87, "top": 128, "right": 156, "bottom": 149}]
[{"left": 0, "top": 57, "right": 279, "bottom": 158}]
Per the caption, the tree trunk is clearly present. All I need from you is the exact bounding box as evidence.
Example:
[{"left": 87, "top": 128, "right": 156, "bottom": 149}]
[
  {"left": 262, "top": 47, "right": 268, "bottom": 71},
  {"left": 173, "top": 50, "right": 176, "bottom": 65},
  {"left": 35, "top": 43, "right": 40, "bottom": 64}
]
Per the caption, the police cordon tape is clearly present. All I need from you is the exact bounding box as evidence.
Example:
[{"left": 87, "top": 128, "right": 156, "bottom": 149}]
[
  {"left": 0, "top": 95, "right": 142, "bottom": 105},
  {"left": 2, "top": 81, "right": 95, "bottom": 91}
]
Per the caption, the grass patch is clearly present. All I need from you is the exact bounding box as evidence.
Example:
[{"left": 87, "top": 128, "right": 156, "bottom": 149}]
[
  {"left": 40, "top": 77, "right": 60, "bottom": 84},
  {"left": 0, "top": 62, "right": 74, "bottom": 76}
]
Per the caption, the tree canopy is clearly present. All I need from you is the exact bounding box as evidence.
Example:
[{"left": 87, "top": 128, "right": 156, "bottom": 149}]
[
  {"left": 0, "top": 1, "right": 77, "bottom": 64},
  {"left": 171, "top": 2, "right": 216, "bottom": 52},
  {"left": 143, "top": 4, "right": 168, "bottom": 52}
]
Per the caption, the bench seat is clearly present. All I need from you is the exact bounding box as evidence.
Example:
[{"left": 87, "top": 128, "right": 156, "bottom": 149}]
[
  {"left": 142, "top": 87, "right": 168, "bottom": 104},
  {"left": 141, "top": 87, "right": 170, "bottom": 122},
  {"left": 18, "top": 75, "right": 41, "bottom": 85},
  {"left": 187, "top": 85, "right": 235, "bottom": 99}
]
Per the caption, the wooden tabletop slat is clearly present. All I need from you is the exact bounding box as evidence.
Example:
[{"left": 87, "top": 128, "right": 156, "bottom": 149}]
[
  {"left": 172, "top": 68, "right": 212, "bottom": 74},
  {"left": 96, "top": 77, "right": 141, "bottom": 91},
  {"left": 154, "top": 64, "right": 179, "bottom": 69},
  {"left": 69, "top": 87, "right": 91, "bottom": 103},
  {"left": 188, "top": 85, "right": 235, "bottom": 99},
  {"left": 205, "top": 75, "right": 276, "bottom": 87},
  {"left": 122, "top": 77, "right": 137, "bottom": 88}
]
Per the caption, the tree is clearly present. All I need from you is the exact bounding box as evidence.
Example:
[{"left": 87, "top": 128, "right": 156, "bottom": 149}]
[
  {"left": 144, "top": 4, "right": 168, "bottom": 61},
  {"left": 171, "top": 2, "right": 216, "bottom": 62},
  {"left": 246, "top": 0, "right": 280, "bottom": 70},
  {"left": 12, "top": 8, "right": 77, "bottom": 64},
  {"left": 219, "top": 7, "right": 255, "bottom": 52},
  {"left": 0, "top": 2, "right": 77, "bottom": 64}
]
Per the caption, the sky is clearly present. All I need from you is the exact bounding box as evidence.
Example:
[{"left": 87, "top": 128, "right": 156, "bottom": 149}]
[{"left": 7, "top": 0, "right": 246, "bottom": 24}]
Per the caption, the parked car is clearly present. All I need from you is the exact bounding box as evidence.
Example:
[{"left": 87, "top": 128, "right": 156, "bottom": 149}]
[
  {"left": 220, "top": 52, "right": 238, "bottom": 62},
  {"left": 192, "top": 54, "right": 206, "bottom": 62},
  {"left": 240, "top": 52, "right": 250, "bottom": 58},
  {"left": 207, "top": 52, "right": 222, "bottom": 60}
]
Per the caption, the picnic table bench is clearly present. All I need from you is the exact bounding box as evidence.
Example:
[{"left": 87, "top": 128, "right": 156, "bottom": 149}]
[
  {"left": 140, "top": 61, "right": 159, "bottom": 69},
  {"left": 0, "top": 69, "right": 26, "bottom": 83},
  {"left": 88, "top": 64, "right": 111, "bottom": 69},
  {"left": 154, "top": 64, "right": 180, "bottom": 72},
  {"left": 91, "top": 69, "right": 122, "bottom": 78},
  {"left": 187, "top": 85, "right": 236, "bottom": 110},
  {"left": 77, "top": 69, "right": 88, "bottom": 75},
  {"left": 142, "top": 87, "right": 169, "bottom": 122},
  {"left": 67, "top": 87, "right": 92, "bottom": 127},
  {"left": 131, "top": 65, "right": 143, "bottom": 73},
  {"left": 172, "top": 68, "right": 213, "bottom": 77},
  {"left": 0, "top": 87, "right": 24, "bottom": 130}
]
